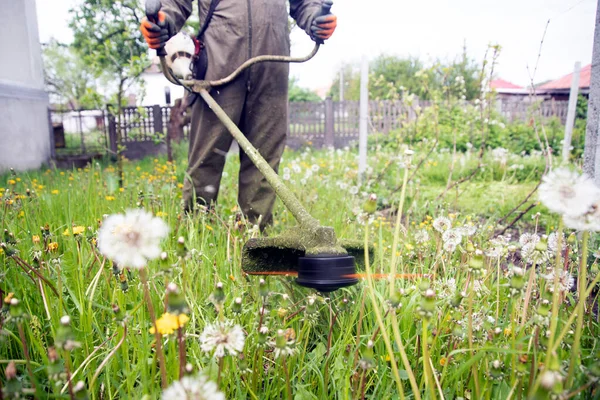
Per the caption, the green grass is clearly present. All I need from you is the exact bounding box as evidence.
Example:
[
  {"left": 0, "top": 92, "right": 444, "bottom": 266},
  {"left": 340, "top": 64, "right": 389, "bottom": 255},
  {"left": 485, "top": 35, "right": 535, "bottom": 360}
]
[{"left": 0, "top": 144, "right": 598, "bottom": 399}]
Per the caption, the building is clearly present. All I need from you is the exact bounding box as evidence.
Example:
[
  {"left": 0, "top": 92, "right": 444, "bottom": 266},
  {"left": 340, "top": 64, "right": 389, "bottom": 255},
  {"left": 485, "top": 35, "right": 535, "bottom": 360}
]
[
  {"left": 0, "top": 0, "right": 51, "bottom": 172},
  {"left": 537, "top": 64, "right": 591, "bottom": 101},
  {"left": 490, "top": 79, "right": 528, "bottom": 100},
  {"left": 138, "top": 58, "right": 186, "bottom": 106}
]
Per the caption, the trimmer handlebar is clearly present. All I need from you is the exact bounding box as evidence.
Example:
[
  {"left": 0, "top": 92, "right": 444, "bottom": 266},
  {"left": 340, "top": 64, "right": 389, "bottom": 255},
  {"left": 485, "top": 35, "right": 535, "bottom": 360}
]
[
  {"left": 146, "top": 0, "right": 332, "bottom": 90},
  {"left": 144, "top": 0, "right": 167, "bottom": 57}
]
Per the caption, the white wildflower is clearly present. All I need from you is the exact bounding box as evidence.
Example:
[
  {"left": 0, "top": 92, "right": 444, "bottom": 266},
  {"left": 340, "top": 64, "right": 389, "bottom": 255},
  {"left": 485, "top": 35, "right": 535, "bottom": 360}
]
[
  {"left": 97, "top": 209, "right": 169, "bottom": 269},
  {"left": 199, "top": 320, "right": 245, "bottom": 358},
  {"left": 521, "top": 242, "right": 550, "bottom": 265},
  {"left": 349, "top": 186, "right": 359, "bottom": 195},
  {"left": 433, "top": 216, "right": 452, "bottom": 233},
  {"left": 442, "top": 228, "right": 463, "bottom": 245},
  {"left": 539, "top": 370, "right": 563, "bottom": 390},
  {"left": 272, "top": 329, "right": 296, "bottom": 359},
  {"left": 538, "top": 168, "right": 600, "bottom": 217},
  {"left": 519, "top": 233, "right": 539, "bottom": 248},
  {"left": 486, "top": 235, "right": 509, "bottom": 258},
  {"left": 414, "top": 229, "right": 430, "bottom": 244},
  {"left": 460, "top": 224, "right": 477, "bottom": 237},
  {"left": 563, "top": 200, "right": 600, "bottom": 232},
  {"left": 443, "top": 241, "right": 457, "bottom": 253},
  {"left": 547, "top": 232, "right": 566, "bottom": 254},
  {"left": 542, "top": 269, "right": 574, "bottom": 293},
  {"left": 162, "top": 374, "right": 225, "bottom": 400}
]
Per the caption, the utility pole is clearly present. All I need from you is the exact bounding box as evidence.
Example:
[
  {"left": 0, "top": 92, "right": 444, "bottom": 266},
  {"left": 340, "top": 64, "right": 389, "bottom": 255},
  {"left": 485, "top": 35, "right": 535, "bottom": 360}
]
[
  {"left": 562, "top": 62, "right": 581, "bottom": 163},
  {"left": 359, "top": 57, "right": 368, "bottom": 180},
  {"left": 339, "top": 66, "right": 344, "bottom": 102},
  {"left": 584, "top": 0, "right": 600, "bottom": 182}
]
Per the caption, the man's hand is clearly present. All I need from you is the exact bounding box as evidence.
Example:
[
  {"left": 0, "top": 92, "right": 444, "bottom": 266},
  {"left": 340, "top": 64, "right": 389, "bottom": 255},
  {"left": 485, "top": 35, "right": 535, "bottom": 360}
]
[
  {"left": 140, "top": 11, "right": 174, "bottom": 49},
  {"left": 311, "top": 14, "right": 337, "bottom": 41}
]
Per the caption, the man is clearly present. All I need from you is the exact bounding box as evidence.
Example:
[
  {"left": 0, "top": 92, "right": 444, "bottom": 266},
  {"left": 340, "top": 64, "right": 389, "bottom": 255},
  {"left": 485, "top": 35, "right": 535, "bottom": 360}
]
[{"left": 141, "top": 0, "right": 337, "bottom": 229}]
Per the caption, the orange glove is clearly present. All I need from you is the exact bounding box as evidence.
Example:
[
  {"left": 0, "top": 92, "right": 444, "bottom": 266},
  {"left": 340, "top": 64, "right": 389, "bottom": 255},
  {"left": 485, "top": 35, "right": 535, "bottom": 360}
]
[
  {"left": 311, "top": 14, "right": 337, "bottom": 41},
  {"left": 140, "top": 11, "right": 173, "bottom": 49}
]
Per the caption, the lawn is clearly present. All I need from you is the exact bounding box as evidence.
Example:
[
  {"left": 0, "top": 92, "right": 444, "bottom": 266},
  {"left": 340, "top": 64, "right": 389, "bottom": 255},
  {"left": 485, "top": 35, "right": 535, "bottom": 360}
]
[{"left": 1, "top": 143, "right": 599, "bottom": 399}]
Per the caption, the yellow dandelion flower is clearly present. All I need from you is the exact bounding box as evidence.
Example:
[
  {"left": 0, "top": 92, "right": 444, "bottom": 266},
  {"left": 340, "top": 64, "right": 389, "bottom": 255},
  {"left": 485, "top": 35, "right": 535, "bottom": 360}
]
[
  {"left": 3, "top": 293, "right": 14, "bottom": 304},
  {"left": 205, "top": 225, "right": 213, "bottom": 231},
  {"left": 105, "top": 196, "right": 116, "bottom": 201},
  {"left": 405, "top": 243, "right": 414, "bottom": 251},
  {"left": 32, "top": 235, "right": 40, "bottom": 244},
  {"left": 51, "top": 189, "right": 59, "bottom": 195},
  {"left": 16, "top": 178, "right": 21, "bottom": 182},
  {"left": 47, "top": 242, "right": 59, "bottom": 252},
  {"left": 503, "top": 328, "right": 512, "bottom": 336},
  {"left": 119, "top": 187, "right": 125, "bottom": 192},
  {"left": 18, "top": 211, "right": 25, "bottom": 218},
  {"left": 440, "top": 357, "right": 447, "bottom": 366},
  {"left": 37, "top": 185, "right": 45, "bottom": 190},
  {"left": 229, "top": 274, "right": 235, "bottom": 282},
  {"left": 8, "top": 179, "right": 16, "bottom": 185},
  {"left": 149, "top": 313, "right": 190, "bottom": 335},
  {"left": 60, "top": 172, "right": 65, "bottom": 176},
  {"left": 68, "top": 176, "right": 74, "bottom": 181},
  {"left": 171, "top": 175, "right": 177, "bottom": 181},
  {"left": 156, "top": 211, "right": 167, "bottom": 217}
]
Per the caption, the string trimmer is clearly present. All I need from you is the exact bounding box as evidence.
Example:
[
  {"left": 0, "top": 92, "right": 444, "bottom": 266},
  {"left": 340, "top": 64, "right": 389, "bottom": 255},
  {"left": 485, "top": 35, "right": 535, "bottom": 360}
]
[{"left": 147, "top": 0, "right": 369, "bottom": 292}]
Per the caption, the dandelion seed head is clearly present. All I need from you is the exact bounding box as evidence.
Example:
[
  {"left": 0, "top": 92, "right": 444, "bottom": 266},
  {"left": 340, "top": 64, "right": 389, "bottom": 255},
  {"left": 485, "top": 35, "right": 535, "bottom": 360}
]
[
  {"left": 98, "top": 209, "right": 169, "bottom": 270},
  {"left": 199, "top": 320, "right": 245, "bottom": 358},
  {"left": 442, "top": 228, "right": 463, "bottom": 245},
  {"left": 162, "top": 373, "right": 225, "bottom": 400},
  {"left": 433, "top": 216, "right": 451, "bottom": 233},
  {"left": 538, "top": 168, "right": 600, "bottom": 217}
]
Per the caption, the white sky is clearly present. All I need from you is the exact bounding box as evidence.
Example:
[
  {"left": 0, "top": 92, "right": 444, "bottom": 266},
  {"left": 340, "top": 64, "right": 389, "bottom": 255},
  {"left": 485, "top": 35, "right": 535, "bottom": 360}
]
[{"left": 36, "top": 0, "right": 596, "bottom": 91}]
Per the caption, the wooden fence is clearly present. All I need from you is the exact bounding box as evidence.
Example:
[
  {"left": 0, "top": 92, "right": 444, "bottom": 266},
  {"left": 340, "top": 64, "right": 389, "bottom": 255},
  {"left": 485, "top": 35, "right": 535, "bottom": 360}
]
[{"left": 49, "top": 97, "right": 570, "bottom": 160}]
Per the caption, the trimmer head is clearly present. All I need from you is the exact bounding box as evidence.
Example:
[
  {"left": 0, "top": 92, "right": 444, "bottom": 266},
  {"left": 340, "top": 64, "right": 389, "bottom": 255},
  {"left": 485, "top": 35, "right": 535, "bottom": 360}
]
[{"left": 241, "top": 226, "right": 372, "bottom": 292}]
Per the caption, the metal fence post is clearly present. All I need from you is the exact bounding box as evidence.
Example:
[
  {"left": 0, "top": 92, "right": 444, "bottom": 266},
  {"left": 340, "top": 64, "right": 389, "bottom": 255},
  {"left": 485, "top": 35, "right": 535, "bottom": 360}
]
[
  {"left": 324, "top": 97, "right": 334, "bottom": 147},
  {"left": 152, "top": 104, "right": 163, "bottom": 135},
  {"left": 107, "top": 108, "right": 118, "bottom": 156}
]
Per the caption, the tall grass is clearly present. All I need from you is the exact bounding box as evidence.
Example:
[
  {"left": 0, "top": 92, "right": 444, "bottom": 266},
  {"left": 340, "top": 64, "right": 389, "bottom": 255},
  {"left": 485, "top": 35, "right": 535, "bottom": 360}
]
[{"left": 0, "top": 145, "right": 598, "bottom": 399}]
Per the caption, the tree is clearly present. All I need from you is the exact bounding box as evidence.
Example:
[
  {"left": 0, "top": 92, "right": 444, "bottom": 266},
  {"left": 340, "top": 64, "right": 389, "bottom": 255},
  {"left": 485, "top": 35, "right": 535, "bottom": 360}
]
[
  {"left": 289, "top": 77, "right": 321, "bottom": 102},
  {"left": 42, "top": 39, "right": 105, "bottom": 110},
  {"left": 328, "top": 64, "right": 360, "bottom": 101},
  {"left": 328, "top": 47, "right": 482, "bottom": 102},
  {"left": 369, "top": 55, "right": 428, "bottom": 100},
  {"left": 69, "top": 0, "right": 151, "bottom": 186}
]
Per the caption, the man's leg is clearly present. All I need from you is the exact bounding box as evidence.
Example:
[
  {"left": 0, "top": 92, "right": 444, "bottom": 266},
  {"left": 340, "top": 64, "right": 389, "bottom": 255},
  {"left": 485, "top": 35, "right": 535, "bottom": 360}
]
[
  {"left": 183, "top": 79, "right": 246, "bottom": 212},
  {"left": 238, "top": 62, "right": 289, "bottom": 229}
]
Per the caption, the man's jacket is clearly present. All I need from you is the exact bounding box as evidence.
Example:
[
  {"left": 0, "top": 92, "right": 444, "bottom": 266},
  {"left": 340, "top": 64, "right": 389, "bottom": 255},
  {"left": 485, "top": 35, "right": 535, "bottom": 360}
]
[{"left": 161, "top": 0, "right": 322, "bottom": 81}]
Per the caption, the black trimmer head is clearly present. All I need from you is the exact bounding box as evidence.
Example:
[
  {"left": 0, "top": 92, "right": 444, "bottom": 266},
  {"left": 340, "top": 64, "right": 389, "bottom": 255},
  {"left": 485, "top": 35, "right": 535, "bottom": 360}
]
[
  {"left": 241, "top": 226, "right": 372, "bottom": 292},
  {"left": 296, "top": 255, "right": 358, "bottom": 292}
]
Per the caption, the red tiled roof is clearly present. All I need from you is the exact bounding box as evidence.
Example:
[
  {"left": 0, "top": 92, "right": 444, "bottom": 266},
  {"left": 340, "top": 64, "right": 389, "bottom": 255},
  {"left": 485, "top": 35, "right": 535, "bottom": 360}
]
[
  {"left": 490, "top": 79, "right": 522, "bottom": 89},
  {"left": 538, "top": 64, "right": 591, "bottom": 90}
]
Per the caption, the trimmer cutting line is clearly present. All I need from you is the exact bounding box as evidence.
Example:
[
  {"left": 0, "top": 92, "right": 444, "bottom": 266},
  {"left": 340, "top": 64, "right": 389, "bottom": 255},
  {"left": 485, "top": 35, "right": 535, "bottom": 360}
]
[{"left": 147, "top": 0, "right": 376, "bottom": 292}]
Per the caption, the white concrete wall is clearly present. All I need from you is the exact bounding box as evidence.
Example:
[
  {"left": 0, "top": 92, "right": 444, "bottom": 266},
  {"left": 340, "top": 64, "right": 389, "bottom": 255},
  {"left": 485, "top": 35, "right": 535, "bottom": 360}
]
[{"left": 0, "top": 0, "right": 50, "bottom": 172}]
